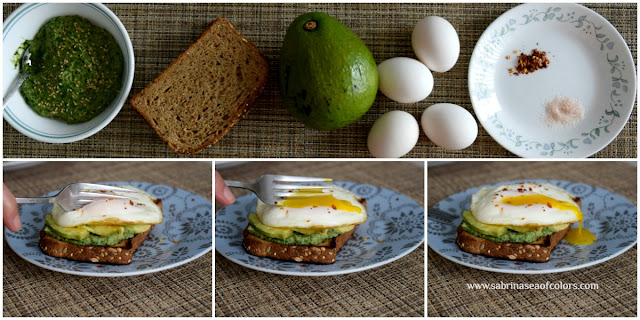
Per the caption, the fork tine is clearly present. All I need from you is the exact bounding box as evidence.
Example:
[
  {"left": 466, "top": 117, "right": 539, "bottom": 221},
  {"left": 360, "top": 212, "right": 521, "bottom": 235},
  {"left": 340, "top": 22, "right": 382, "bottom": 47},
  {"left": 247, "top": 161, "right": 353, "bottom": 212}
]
[
  {"left": 273, "top": 192, "right": 327, "bottom": 198},
  {"left": 272, "top": 184, "right": 327, "bottom": 191},
  {"left": 79, "top": 183, "right": 140, "bottom": 193},
  {"left": 77, "top": 192, "right": 133, "bottom": 200},
  {"left": 271, "top": 175, "right": 333, "bottom": 183}
]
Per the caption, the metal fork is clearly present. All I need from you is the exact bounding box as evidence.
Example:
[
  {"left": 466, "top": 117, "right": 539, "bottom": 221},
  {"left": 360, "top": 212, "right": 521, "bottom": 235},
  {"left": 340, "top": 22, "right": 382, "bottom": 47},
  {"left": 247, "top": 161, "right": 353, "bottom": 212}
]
[
  {"left": 225, "top": 174, "right": 332, "bottom": 204},
  {"left": 15, "top": 183, "right": 139, "bottom": 211}
]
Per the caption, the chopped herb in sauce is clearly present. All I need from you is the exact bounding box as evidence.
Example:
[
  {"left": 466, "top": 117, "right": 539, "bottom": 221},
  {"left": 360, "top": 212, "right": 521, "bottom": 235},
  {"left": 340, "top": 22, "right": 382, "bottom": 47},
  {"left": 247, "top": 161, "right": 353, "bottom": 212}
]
[{"left": 18, "top": 15, "right": 124, "bottom": 124}]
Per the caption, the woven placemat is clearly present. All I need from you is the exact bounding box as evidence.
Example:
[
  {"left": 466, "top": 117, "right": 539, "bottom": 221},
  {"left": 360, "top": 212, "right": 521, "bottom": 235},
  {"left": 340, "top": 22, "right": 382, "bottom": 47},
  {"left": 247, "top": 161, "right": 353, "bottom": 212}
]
[
  {"left": 3, "top": 3, "right": 636, "bottom": 158},
  {"left": 214, "top": 161, "right": 424, "bottom": 316},
  {"left": 3, "top": 161, "right": 212, "bottom": 317},
  {"left": 427, "top": 161, "right": 637, "bottom": 316}
]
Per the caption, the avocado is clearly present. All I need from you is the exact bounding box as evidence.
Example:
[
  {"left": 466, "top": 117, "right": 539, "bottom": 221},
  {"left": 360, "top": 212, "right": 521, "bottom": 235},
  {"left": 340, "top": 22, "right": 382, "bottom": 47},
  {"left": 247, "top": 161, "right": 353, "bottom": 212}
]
[
  {"left": 461, "top": 211, "right": 569, "bottom": 243},
  {"left": 279, "top": 12, "right": 378, "bottom": 130},
  {"left": 247, "top": 213, "right": 355, "bottom": 245},
  {"left": 462, "top": 210, "right": 507, "bottom": 237},
  {"left": 44, "top": 214, "right": 151, "bottom": 246},
  {"left": 125, "top": 224, "right": 151, "bottom": 234},
  {"left": 44, "top": 225, "right": 138, "bottom": 246},
  {"left": 248, "top": 213, "right": 293, "bottom": 239},
  {"left": 45, "top": 214, "right": 89, "bottom": 240},
  {"left": 84, "top": 225, "right": 125, "bottom": 237}
]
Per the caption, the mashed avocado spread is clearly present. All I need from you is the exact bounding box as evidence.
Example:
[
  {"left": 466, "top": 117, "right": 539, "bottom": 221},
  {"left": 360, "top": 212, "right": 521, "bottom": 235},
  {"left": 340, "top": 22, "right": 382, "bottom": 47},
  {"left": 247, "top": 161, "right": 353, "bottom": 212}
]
[{"left": 18, "top": 15, "right": 124, "bottom": 124}]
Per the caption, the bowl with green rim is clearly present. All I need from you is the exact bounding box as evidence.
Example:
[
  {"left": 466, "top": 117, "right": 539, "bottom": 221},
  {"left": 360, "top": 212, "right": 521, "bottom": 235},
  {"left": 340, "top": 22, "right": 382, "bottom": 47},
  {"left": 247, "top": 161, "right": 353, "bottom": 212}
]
[{"left": 3, "top": 3, "right": 134, "bottom": 143}]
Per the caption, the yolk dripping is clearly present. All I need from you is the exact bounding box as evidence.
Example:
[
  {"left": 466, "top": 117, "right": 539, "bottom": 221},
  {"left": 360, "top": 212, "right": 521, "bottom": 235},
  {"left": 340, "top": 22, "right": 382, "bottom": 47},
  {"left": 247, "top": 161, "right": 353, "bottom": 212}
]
[
  {"left": 280, "top": 194, "right": 361, "bottom": 213},
  {"left": 501, "top": 194, "right": 595, "bottom": 245}
]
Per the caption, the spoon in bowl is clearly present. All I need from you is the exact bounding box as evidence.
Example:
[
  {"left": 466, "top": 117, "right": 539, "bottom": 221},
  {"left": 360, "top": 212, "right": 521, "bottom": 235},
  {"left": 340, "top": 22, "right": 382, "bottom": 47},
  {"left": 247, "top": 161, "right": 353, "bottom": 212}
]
[{"left": 3, "top": 46, "right": 32, "bottom": 107}]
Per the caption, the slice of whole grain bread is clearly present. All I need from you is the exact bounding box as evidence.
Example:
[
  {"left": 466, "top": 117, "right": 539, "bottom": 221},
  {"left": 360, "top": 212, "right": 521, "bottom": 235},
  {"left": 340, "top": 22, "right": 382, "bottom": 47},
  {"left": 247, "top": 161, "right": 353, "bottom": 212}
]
[
  {"left": 39, "top": 227, "right": 152, "bottom": 265},
  {"left": 131, "top": 18, "right": 269, "bottom": 154},
  {"left": 456, "top": 226, "right": 569, "bottom": 263},
  {"left": 242, "top": 226, "right": 357, "bottom": 264}
]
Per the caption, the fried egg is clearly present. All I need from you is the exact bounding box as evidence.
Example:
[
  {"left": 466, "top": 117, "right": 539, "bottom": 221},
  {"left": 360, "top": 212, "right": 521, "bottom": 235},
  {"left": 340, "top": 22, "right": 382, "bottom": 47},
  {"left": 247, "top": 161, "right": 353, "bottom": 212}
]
[
  {"left": 52, "top": 185, "right": 163, "bottom": 227},
  {"left": 470, "top": 182, "right": 595, "bottom": 245},
  {"left": 256, "top": 185, "right": 367, "bottom": 229}
]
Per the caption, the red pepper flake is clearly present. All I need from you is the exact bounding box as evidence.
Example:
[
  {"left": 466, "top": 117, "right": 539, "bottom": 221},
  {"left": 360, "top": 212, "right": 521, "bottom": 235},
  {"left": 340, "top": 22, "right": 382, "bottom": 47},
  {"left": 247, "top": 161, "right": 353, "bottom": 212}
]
[
  {"left": 100, "top": 190, "right": 106, "bottom": 193},
  {"left": 502, "top": 188, "right": 508, "bottom": 191},
  {"left": 521, "top": 218, "right": 525, "bottom": 220},
  {"left": 509, "top": 49, "right": 550, "bottom": 75},
  {"left": 331, "top": 204, "right": 337, "bottom": 210},
  {"left": 129, "top": 200, "right": 134, "bottom": 206},
  {"left": 500, "top": 207, "right": 504, "bottom": 213},
  {"left": 279, "top": 207, "right": 284, "bottom": 210},
  {"left": 306, "top": 220, "right": 310, "bottom": 223},
  {"left": 494, "top": 204, "right": 499, "bottom": 207},
  {"left": 547, "top": 202, "right": 552, "bottom": 208},
  {"left": 274, "top": 201, "right": 278, "bottom": 205}
]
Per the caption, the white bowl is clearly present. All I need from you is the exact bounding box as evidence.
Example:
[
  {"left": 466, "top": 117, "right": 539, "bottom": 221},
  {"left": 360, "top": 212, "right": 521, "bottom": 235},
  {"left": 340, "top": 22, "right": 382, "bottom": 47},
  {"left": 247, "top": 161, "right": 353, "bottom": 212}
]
[{"left": 3, "top": 3, "right": 134, "bottom": 143}]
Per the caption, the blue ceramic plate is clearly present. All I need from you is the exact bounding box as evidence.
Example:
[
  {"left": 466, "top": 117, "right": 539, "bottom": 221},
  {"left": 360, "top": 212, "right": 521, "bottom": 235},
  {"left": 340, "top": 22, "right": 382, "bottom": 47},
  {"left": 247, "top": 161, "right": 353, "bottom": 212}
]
[
  {"left": 5, "top": 182, "right": 212, "bottom": 277},
  {"left": 215, "top": 181, "right": 424, "bottom": 276},
  {"left": 428, "top": 180, "right": 637, "bottom": 274}
]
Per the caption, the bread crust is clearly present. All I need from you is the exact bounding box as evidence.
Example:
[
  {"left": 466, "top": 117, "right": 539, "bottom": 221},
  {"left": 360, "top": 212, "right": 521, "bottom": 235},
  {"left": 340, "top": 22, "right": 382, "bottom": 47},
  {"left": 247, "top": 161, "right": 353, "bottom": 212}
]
[
  {"left": 242, "top": 226, "right": 356, "bottom": 264},
  {"left": 39, "top": 227, "right": 152, "bottom": 265},
  {"left": 130, "top": 18, "right": 269, "bottom": 154},
  {"left": 456, "top": 226, "right": 569, "bottom": 263}
]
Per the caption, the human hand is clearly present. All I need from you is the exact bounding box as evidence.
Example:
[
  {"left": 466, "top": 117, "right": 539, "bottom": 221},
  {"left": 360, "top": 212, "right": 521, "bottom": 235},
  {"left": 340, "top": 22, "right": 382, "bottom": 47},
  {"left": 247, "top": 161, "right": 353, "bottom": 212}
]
[
  {"left": 3, "top": 183, "right": 21, "bottom": 232},
  {"left": 215, "top": 171, "right": 235, "bottom": 206}
]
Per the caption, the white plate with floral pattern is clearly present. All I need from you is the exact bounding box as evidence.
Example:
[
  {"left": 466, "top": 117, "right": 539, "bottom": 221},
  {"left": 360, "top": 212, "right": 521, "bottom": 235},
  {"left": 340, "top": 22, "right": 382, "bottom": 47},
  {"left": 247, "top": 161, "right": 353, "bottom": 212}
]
[
  {"left": 5, "top": 182, "right": 212, "bottom": 277},
  {"left": 428, "top": 180, "right": 637, "bottom": 274},
  {"left": 469, "top": 4, "right": 636, "bottom": 157},
  {"left": 215, "top": 181, "right": 424, "bottom": 276}
]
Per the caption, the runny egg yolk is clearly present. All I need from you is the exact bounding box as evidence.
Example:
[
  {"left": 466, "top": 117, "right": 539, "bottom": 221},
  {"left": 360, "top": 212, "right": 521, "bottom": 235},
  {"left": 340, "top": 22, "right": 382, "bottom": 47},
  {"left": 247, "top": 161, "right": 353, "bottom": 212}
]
[
  {"left": 501, "top": 194, "right": 595, "bottom": 245},
  {"left": 279, "top": 194, "right": 362, "bottom": 213}
]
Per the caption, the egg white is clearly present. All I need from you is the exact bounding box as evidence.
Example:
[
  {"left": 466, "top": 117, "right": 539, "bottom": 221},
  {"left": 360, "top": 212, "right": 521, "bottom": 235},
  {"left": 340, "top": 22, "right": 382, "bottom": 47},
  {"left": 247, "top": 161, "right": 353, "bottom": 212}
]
[
  {"left": 470, "top": 182, "right": 580, "bottom": 227},
  {"left": 52, "top": 185, "right": 163, "bottom": 227},
  {"left": 256, "top": 185, "right": 367, "bottom": 229}
]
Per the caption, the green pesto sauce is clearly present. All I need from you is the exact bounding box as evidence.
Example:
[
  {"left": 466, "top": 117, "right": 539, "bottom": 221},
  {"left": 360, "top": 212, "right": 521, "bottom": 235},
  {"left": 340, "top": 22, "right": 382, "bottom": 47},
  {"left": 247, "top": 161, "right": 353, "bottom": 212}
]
[{"left": 19, "top": 15, "right": 124, "bottom": 124}]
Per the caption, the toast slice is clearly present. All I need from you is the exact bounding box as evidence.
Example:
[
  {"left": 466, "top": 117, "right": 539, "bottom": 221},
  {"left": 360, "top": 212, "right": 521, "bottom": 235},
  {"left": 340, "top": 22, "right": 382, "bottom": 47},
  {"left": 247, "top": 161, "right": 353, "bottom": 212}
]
[
  {"left": 39, "top": 227, "right": 152, "bottom": 265},
  {"left": 39, "top": 199, "right": 162, "bottom": 265},
  {"left": 456, "top": 226, "right": 569, "bottom": 262},
  {"left": 131, "top": 18, "right": 269, "bottom": 154},
  {"left": 242, "top": 226, "right": 357, "bottom": 264}
]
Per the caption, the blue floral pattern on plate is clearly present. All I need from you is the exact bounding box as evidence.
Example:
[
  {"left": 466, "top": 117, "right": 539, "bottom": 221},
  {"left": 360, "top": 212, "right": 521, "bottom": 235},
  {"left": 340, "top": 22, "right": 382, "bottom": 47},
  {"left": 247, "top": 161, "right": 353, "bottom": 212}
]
[
  {"left": 428, "top": 179, "right": 637, "bottom": 274},
  {"left": 5, "top": 181, "right": 212, "bottom": 277},
  {"left": 469, "top": 4, "right": 636, "bottom": 157},
  {"left": 215, "top": 181, "right": 424, "bottom": 276}
]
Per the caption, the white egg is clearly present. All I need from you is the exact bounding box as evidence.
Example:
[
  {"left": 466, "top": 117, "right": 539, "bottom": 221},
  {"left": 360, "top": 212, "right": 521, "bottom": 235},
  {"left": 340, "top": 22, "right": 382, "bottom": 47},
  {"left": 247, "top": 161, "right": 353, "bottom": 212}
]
[
  {"left": 52, "top": 186, "right": 163, "bottom": 227},
  {"left": 412, "top": 16, "right": 460, "bottom": 72},
  {"left": 368, "top": 110, "right": 420, "bottom": 158},
  {"left": 421, "top": 103, "right": 477, "bottom": 150},
  {"left": 470, "top": 183, "right": 581, "bottom": 226},
  {"left": 377, "top": 57, "right": 433, "bottom": 104},
  {"left": 257, "top": 185, "right": 367, "bottom": 229}
]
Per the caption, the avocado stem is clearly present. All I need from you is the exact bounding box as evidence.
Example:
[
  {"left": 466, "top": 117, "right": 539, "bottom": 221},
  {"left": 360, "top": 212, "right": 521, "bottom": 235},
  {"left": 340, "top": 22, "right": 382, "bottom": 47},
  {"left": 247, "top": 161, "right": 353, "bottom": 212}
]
[{"left": 303, "top": 20, "right": 317, "bottom": 31}]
